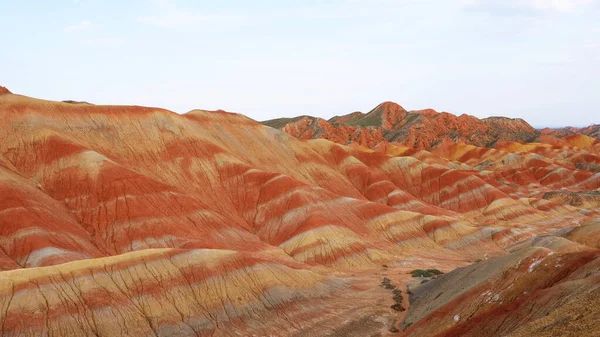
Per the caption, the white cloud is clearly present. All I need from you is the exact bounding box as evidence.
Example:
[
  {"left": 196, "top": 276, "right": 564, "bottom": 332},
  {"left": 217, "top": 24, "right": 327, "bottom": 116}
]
[
  {"left": 64, "top": 20, "right": 93, "bottom": 33},
  {"left": 462, "top": 0, "right": 594, "bottom": 13},
  {"left": 137, "top": 0, "right": 243, "bottom": 29},
  {"left": 529, "top": 0, "right": 593, "bottom": 12}
]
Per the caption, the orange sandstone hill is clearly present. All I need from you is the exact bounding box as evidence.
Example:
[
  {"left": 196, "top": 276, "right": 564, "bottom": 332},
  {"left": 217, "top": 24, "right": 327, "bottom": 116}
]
[
  {"left": 0, "top": 87, "right": 599, "bottom": 336},
  {"left": 262, "top": 102, "right": 541, "bottom": 150},
  {"left": 541, "top": 125, "right": 600, "bottom": 140}
]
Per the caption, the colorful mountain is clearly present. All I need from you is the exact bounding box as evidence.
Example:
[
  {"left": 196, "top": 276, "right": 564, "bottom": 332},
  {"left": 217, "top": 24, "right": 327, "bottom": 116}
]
[
  {"left": 263, "top": 102, "right": 541, "bottom": 150},
  {"left": 0, "top": 87, "right": 598, "bottom": 336},
  {"left": 541, "top": 125, "right": 600, "bottom": 140}
]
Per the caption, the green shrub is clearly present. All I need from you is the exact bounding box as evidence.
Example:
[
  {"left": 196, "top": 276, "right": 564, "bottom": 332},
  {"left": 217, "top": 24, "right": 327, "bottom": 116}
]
[
  {"left": 410, "top": 269, "right": 431, "bottom": 277},
  {"left": 409, "top": 269, "right": 443, "bottom": 278}
]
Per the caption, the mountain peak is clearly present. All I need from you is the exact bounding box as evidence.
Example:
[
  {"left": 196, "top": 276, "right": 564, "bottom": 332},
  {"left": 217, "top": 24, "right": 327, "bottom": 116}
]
[
  {"left": 376, "top": 101, "right": 407, "bottom": 113},
  {"left": 0, "top": 86, "right": 12, "bottom": 95},
  {"left": 263, "top": 101, "right": 545, "bottom": 149},
  {"left": 341, "top": 101, "right": 408, "bottom": 128}
]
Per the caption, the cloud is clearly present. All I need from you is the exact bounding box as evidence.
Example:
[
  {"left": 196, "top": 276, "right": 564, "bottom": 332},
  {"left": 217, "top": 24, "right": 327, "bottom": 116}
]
[
  {"left": 64, "top": 20, "right": 93, "bottom": 33},
  {"left": 528, "top": 0, "right": 593, "bottom": 12},
  {"left": 137, "top": 0, "right": 244, "bottom": 29},
  {"left": 461, "top": 0, "right": 594, "bottom": 13}
]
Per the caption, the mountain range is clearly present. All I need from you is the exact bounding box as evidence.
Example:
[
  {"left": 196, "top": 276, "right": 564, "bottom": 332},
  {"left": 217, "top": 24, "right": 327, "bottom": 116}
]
[
  {"left": 263, "top": 101, "right": 600, "bottom": 152},
  {"left": 0, "top": 86, "right": 598, "bottom": 336}
]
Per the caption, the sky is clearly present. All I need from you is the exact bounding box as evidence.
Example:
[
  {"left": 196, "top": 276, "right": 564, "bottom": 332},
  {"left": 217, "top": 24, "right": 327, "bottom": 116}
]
[{"left": 1, "top": 0, "right": 599, "bottom": 127}]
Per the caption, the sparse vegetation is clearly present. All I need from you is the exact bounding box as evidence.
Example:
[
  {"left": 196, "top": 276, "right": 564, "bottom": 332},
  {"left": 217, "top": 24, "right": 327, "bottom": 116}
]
[
  {"left": 381, "top": 278, "right": 406, "bottom": 312},
  {"left": 391, "top": 288, "right": 405, "bottom": 312},
  {"left": 410, "top": 269, "right": 443, "bottom": 278},
  {"left": 392, "top": 289, "right": 403, "bottom": 303},
  {"left": 345, "top": 112, "right": 382, "bottom": 127},
  {"left": 381, "top": 277, "right": 395, "bottom": 290},
  {"left": 261, "top": 116, "right": 307, "bottom": 129},
  {"left": 391, "top": 303, "right": 405, "bottom": 312}
]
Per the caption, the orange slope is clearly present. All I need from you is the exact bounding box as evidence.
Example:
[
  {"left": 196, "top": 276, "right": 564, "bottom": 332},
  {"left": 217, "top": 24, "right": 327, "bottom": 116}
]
[{"left": 0, "top": 88, "right": 598, "bottom": 336}]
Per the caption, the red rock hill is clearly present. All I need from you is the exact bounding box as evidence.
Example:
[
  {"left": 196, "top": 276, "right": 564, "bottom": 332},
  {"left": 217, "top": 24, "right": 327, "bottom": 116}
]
[
  {"left": 0, "top": 87, "right": 598, "bottom": 336},
  {"left": 263, "top": 101, "right": 540, "bottom": 150},
  {"left": 541, "top": 124, "right": 600, "bottom": 140}
]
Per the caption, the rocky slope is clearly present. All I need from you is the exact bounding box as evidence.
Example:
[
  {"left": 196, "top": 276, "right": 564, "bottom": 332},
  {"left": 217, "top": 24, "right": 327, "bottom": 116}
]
[
  {"left": 541, "top": 125, "right": 600, "bottom": 140},
  {"left": 0, "top": 88, "right": 598, "bottom": 336},
  {"left": 263, "top": 102, "right": 540, "bottom": 150},
  {"left": 402, "top": 220, "right": 600, "bottom": 337}
]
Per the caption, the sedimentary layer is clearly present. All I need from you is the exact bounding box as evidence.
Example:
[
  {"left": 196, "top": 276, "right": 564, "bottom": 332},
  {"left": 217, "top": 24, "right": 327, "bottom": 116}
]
[{"left": 0, "top": 88, "right": 598, "bottom": 336}]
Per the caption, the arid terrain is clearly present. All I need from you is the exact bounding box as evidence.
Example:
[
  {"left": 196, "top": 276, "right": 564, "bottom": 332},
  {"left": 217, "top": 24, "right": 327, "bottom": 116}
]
[{"left": 0, "top": 86, "right": 598, "bottom": 336}]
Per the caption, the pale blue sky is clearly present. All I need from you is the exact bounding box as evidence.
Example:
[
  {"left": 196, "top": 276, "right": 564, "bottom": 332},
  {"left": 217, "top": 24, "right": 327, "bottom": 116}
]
[{"left": 1, "top": 0, "right": 599, "bottom": 127}]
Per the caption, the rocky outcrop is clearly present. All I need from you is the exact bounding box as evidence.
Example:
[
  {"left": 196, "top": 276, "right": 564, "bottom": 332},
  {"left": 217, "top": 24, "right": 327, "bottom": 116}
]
[{"left": 402, "top": 221, "right": 600, "bottom": 337}]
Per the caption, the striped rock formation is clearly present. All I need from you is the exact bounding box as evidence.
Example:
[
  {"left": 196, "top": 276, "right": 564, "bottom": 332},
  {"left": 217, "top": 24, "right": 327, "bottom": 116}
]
[
  {"left": 0, "top": 88, "right": 598, "bottom": 336},
  {"left": 541, "top": 125, "right": 600, "bottom": 140},
  {"left": 262, "top": 102, "right": 540, "bottom": 150},
  {"left": 402, "top": 220, "right": 600, "bottom": 337}
]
